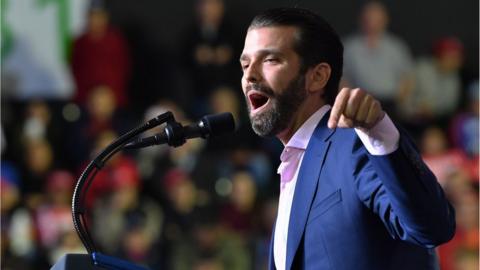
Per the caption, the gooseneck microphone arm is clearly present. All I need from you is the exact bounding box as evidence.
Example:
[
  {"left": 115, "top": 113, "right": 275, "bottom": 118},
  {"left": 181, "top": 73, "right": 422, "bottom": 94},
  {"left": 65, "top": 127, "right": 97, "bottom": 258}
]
[
  {"left": 70, "top": 111, "right": 235, "bottom": 269},
  {"left": 72, "top": 111, "right": 176, "bottom": 269}
]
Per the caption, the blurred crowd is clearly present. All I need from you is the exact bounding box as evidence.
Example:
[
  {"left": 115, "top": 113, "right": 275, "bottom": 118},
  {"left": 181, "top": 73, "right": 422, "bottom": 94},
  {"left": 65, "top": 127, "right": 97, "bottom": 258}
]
[{"left": 1, "top": 0, "right": 478, "bottom": 270}]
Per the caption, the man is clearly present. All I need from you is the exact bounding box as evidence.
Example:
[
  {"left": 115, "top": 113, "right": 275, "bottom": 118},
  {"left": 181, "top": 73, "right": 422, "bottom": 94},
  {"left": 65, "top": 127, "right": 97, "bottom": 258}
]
[
  {"left": 342, "top": 1, "right": 414, "bottom": 118},
  {"left": 71, "top": 0, "right": 131, "bottom": 108},
  {"left": 239, "top": 8, "right": 455, "bottom": 270}
]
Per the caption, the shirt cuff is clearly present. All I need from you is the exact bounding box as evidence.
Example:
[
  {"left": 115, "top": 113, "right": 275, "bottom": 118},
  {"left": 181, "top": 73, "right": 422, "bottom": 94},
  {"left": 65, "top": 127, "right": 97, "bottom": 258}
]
[{"left": 354, "top": 114, "right": 400, "bottom": 156}]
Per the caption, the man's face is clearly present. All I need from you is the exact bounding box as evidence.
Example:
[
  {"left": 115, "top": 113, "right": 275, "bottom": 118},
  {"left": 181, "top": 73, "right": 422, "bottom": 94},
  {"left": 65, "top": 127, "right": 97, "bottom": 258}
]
[
  {"left": 360, "top": 2, "right": 388, "bottom": 36},
  {"left": 240, "top": 26, "right": 307, "bottom": 137}
]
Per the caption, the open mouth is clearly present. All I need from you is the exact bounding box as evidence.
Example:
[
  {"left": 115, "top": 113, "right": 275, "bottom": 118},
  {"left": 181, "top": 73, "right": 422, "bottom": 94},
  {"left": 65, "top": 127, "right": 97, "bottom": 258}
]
[{"left": 248, "top": 91, "right": 270, "bottom": 113}]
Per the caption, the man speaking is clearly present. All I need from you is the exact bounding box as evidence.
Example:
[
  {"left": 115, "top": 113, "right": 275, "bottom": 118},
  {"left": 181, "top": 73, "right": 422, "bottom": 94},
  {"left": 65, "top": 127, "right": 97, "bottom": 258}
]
[{"left": 239, "top": 7, "right": 455, "bottom": 270}]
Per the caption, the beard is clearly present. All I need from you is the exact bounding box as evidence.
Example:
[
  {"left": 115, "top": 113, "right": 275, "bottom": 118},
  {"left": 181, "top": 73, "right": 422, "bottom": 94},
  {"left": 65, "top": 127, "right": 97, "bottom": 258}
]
[{"left": 246, "top": 74, "right": 307, "bottom": 137}]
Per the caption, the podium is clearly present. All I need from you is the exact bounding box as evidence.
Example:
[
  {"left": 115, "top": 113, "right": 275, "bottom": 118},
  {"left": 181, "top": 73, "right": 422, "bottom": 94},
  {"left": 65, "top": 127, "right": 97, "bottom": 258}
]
[
  {"left": 51, "top": 254, "right": 103, "bottom": 270},
  {"left": 50, "top": 253, "right": 149, "bottom": 270}
]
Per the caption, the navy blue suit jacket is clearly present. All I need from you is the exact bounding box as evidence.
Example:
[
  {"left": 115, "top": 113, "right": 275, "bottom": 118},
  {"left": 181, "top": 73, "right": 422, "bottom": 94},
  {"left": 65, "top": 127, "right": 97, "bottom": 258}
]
[{"left": 269, "top": 113, "right": 455, "bottom": 270}]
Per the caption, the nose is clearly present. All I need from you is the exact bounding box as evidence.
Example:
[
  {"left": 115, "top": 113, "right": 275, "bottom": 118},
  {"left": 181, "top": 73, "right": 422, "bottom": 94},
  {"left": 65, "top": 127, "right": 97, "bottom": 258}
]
[{"left": 243, "top": 62, "right": 261, "bottom": 84}]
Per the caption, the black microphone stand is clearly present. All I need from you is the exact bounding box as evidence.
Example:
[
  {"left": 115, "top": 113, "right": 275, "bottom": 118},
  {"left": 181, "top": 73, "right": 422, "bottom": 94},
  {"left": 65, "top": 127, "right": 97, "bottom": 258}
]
[{"left": 51, "top": 111, "right": 184, "bottom": 270}]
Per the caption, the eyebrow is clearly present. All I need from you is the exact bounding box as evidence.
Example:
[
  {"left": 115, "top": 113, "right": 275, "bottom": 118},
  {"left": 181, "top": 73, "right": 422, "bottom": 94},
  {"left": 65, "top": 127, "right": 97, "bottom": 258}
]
[{"left": 239, "top": 48, "right": 285, "bottom": 62}]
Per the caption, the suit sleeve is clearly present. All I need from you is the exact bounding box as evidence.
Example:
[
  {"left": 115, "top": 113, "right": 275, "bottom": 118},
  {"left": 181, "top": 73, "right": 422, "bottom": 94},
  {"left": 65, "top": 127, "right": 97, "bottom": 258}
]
[{"left": 351, "top": 129, "right": 456, "bottom": 248}]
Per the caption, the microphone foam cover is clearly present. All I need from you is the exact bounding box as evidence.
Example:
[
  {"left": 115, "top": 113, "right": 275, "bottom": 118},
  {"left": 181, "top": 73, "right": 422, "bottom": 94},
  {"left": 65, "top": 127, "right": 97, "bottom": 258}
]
[{"left": 202, "top": 112, "right": 236, "bottom": 137}]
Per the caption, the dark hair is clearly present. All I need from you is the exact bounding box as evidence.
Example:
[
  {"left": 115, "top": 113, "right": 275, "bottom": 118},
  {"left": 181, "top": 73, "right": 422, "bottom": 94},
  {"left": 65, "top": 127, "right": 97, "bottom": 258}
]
[{"left": 249, "top": 8, "right": 343, "bottom": 105}]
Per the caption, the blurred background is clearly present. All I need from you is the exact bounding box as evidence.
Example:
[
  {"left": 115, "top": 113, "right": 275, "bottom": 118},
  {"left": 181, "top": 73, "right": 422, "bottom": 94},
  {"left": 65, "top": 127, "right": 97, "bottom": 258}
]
[{"left": 0, "top": 0, "right": 478, "bottom": 269}]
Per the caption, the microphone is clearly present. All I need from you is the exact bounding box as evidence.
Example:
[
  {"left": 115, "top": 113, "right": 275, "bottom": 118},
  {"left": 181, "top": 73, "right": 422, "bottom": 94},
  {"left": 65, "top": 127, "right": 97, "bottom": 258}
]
[{"left": 124, "top": 112, "right": 235, "bottom": 149}]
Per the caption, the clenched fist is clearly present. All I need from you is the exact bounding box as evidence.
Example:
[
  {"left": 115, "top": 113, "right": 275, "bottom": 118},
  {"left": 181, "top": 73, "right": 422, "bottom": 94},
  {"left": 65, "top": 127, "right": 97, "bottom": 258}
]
[{"left": 328, "top": 88, "right": 385, "bottom": 130}]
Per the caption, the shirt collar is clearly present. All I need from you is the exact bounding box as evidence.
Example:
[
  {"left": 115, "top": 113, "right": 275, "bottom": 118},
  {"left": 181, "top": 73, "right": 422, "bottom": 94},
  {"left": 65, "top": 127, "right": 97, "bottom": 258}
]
[{"left": 285, "top": 105, "right": 331, "bottom": 150}]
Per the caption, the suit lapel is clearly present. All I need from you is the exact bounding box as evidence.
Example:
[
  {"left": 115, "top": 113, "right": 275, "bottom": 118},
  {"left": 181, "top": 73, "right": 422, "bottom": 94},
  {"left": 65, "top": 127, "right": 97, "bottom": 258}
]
[{"left": 285, "top": 114, "right": 334, "bottom": 270}]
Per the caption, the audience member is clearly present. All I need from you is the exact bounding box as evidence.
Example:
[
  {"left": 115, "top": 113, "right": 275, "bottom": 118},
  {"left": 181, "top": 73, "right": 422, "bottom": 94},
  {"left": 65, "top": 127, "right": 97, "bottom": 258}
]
[
  {"left": 71, "top": 0, "right": 131, "bottom": 108},
  {"left": 181, "top": 0, "right": 242, "bottom": 118},
  {"left": 1, "top": 162, "right": 40, "bottom": 269},
  {"left": 400, "top": 37, "right": 464, "bottom": 123},
  {"left": 22, "top": 101, "right": 52, "bottom": 141},
  {"left": 420, "top": 126, "right": 468, "bottom": 186},
  {"left": 21, "top": 138, "right": 54, "bottom": 198},
  {"left": 34, "top": 170, "right": 85, "bottom": 264},
  {"left": 160, "top": 168, "right": 199, "bottom": 269},
  {"left": 449, "top": 80, "right": 479, "bottom": 181},
  {"left": 342, "top": 1, "right": 414, "bottom": 117},
  {"left": 438, "top": 170, "right": 479, "bottom": 270},
  {"left": 4, "top": 101, "right": 67, "bottom": 170},
  {"left": 220, "top": 170, "right": 258, "bottom": 236},
  {"left": 253, "top": 198, "right": 278, "bottom": 270},
  {"left": 67, "top": 85, "right": 133, "bottom": 168},
  {"left": 170, "top": 212, "right": 251, "bottom": 270},
  {"left": 91, "top": 130, "right": 163, "bottom": 268}
]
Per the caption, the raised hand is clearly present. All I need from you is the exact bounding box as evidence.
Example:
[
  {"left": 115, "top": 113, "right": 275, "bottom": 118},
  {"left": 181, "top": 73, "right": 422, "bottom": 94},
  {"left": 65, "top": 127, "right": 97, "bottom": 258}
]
[{"left": 328, "top": 88, "right": 385, "bottom": 130}]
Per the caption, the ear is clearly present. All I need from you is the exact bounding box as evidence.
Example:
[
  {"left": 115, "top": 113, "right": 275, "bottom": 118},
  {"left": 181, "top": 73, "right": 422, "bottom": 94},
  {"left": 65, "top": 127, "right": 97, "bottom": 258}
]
[{"left": 305, "top": 63, "right": 331, "bottom": 94}]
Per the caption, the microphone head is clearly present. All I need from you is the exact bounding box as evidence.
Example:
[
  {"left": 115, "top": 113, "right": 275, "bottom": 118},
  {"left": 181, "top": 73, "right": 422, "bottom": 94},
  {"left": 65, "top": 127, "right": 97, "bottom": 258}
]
[{"left": 200, "top": 112, "right": 235, "bottom": 137}]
